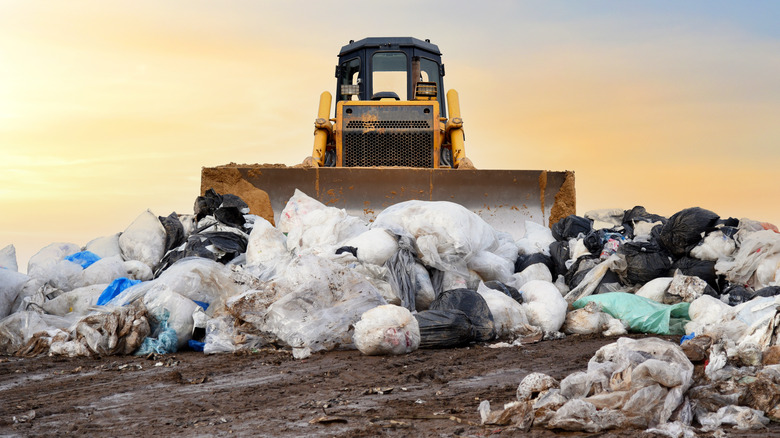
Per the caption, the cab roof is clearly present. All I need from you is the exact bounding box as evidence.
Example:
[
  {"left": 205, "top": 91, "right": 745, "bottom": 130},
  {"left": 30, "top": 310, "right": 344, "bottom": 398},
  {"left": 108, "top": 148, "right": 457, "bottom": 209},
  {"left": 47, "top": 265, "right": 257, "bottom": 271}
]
[{"left": 339, "top": 37, "right": 441, "bottom": 57}]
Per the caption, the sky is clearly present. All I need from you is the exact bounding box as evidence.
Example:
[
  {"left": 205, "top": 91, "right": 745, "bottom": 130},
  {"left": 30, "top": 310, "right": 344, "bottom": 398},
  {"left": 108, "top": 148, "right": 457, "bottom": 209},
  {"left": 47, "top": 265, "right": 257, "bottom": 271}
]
[{"left": 2, "top": 1, "right": 779, "bottom": 272}]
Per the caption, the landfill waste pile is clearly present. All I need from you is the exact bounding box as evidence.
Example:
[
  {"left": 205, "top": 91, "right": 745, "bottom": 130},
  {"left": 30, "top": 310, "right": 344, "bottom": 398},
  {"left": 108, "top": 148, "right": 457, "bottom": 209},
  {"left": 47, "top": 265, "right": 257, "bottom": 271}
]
[{"left": 1, "top": 189, "right": 780, "bottom": 434}]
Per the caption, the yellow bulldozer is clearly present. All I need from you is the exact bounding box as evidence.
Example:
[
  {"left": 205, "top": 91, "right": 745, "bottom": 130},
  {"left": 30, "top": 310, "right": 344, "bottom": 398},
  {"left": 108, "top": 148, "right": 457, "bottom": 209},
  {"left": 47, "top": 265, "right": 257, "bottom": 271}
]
[{"left": 201, "top": 37, "right": 575, "bottom": 238}]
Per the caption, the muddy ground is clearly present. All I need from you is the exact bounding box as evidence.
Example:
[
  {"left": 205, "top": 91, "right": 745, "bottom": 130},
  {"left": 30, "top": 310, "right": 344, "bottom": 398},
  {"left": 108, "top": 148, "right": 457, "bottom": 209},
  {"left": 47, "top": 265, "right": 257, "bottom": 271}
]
[{"left": 0, "top": 334, "right": 776, "bottom": 437}]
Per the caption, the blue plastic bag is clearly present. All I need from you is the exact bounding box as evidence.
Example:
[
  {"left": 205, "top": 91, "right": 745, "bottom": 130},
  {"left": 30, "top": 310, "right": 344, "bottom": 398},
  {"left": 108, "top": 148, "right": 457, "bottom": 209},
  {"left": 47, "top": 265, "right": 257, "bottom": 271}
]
[
  {"left": 65, "top": 250, "right": 101, "bottom": 269},
  {"left": 134, "top": 311, "right": 178, "bottom": 355},
  {"left": 97, "top": 278, "right": 142, "bottom": 306},
  {"left": 573, "top": 292, "right": 690, "bottom": 335}
]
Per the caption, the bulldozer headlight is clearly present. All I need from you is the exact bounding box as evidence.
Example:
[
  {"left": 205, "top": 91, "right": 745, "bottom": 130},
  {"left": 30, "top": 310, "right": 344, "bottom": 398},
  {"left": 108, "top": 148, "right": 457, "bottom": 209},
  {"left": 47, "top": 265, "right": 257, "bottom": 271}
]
[
  {"left": 340, "top": 84, "right": 360, "bottom": 96},
  {"left": 414, "top": 81, "right": 437, "bottom": 100}
]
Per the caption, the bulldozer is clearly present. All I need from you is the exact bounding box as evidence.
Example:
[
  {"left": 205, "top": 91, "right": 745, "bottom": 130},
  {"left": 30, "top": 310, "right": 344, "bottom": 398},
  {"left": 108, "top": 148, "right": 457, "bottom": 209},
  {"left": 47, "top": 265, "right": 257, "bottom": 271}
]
[{"left": 201, "top": 37, "right": 575, "bottom": 238}]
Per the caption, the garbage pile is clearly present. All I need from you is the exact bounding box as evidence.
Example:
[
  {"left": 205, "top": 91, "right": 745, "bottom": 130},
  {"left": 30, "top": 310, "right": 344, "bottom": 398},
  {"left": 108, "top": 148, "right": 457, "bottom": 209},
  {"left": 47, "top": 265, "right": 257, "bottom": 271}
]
[{"left": 1, "top": 189, "right": 780, "bottom": 433}]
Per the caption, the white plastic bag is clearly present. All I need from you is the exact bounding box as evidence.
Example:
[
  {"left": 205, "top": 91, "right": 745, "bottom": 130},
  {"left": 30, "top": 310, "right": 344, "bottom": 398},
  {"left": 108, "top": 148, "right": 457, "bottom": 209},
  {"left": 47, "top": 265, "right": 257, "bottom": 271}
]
[
  {"left": 371, "top": 200, "right": 503, "bottom": 277},
  {"left": 41, "top": 284, "right": 108, "bottom": 316},
  {"left": 263, "top": 254, "right": 386, "bottom": 359},
  {"left": 0, "top": 269, "right": 31, "bottom": 318},
  {"left": 119, "top": 209, "right": 167, "bottom": 269},
  {"left": 343, "top": 228, "right": 399, "bottom": 266},
  {"left": 477, "top": 282, "right": 532, "bottom": 339},
  {"left": 635, "top": 277, "right": 673, "bottom": 303},
  {"left": 353, "top": 304, "right": 420, "bottom": 355},
  {"left": 245, "top": 216, "right": 290, "bottom": 277},
  {"left": 278, "top": 189, "right": 367, "bottom": 254},
  {"left": 27, "top": 242, "right": 81, "bottom": 283},
  {"left": 85, "top": 233, "right": 121, "bottom": 259},
  {"left": 520, "top": 280, "right": 567, "bottom": 333},
  {"left": 515, "top": 221, "right": 555, "bottom": 256},
  {"left": 690, "top": 230, "right": 735, "bottom": 262},
  {"left": 510, "top": 263, "right": 552, "bottom": 291},
  {"left": 0, "top": 244, "right": 18, "bottom": 271},
  {"left": 144, "top": 286, "right": 199, "bottom": 349}
]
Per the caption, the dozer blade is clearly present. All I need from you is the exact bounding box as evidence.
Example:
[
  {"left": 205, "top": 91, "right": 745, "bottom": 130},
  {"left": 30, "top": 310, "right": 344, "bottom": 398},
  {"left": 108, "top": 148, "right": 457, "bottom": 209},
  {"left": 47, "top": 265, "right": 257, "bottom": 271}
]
[{"left": 201, "top": 166, "right": 575, "bottom": 239}]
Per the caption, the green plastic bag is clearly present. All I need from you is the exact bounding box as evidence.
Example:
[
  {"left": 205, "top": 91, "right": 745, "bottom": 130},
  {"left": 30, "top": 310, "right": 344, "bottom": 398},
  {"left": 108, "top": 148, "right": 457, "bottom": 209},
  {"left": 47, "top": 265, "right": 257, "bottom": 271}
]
[{"left": 573, "top": 292, "right": 690, "bottom": 335}]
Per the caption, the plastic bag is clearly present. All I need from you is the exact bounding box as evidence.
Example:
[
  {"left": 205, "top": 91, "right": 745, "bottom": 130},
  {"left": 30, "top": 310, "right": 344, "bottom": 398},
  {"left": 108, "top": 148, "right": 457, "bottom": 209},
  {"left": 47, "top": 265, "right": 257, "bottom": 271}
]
[
  {"left": 510, "top": 263, "right": 552, "bottom": 291},
  {"left": 468, "top": 250, "right": 514, "bottom": 283},
  {"left": 134, "top": 310, "right": 178, "bottom": 355},
  {"left": 618, "top": 241, "right": 672, "bottom": 285},
  {"left": 551, "top": 215, "right": 592, "bottom": 241},
  {"left": 563, "top": 254, "right": 625, "bottom": 304},
  {"left": 343, "top": 228, "right": 399, "bottom": 266},
  {"left": 477, "top": 282, "right": 533, "bottom": 339},
  {"left": 516, "top": 221, "right": 555, "bottom": 256},
  {"left": 0, "top": 269, "right": 31, "bottom": 318},
  {"left": 371, "top": 200, "right": 504, "bottom": 278},
  {"left": 0, "top": 311, "right": 77, "bottom": 354},
  {"left": 715, "top": 229, "right": 780, "bottom": 287},
  {"left": 144, "top": 287, "right": 199, "bottom": 349},
  {"left": 585, "top": 208, "right": 624, "bottom": 230},
  {"left": 0, "top": 244, "right": 18, "bottom": 271},
  {"left": 520, "top": 280, "right": 568, "bottom": 333},
  {"left": 278, "top": 189, "right": 367, "bottom": 254},
  {"left": 353, "top": 305, "right": 420, "bottom": 355},
  {"left": 429, "top": 288, "right": 495, "bottom": 341},
  {"left": 635, "top": 277, "right": 673, "bottom": 303},
  {"left": 690, "top": 229, "right": 736, "bottom": 261},
  {"left": 97, "top": 277, "right": 143, "bottom": 306},
  {"left": 670, "top": 257, "right": 719, "bottom": 293},
  {"left": 84, "top": 233, "right": 121, "bottom": 259},
  {"left": 585, "top": 337, "right": 694, "bottom": 427},
  {"left": 41, "top": 284, "right": 107, "bottom": 316},
  {"left": 263, "top": 254, "right": 386, "bottom": 359},
  {"left": 64, "top": 251, "right": 101, "bottom": 269},
  {"left": 413, "top": 263, "right": 435, "bottom": 310},
  {"left": 414, "top": 309, "right": 475, "bottom": 348},
  {"left": 659, "top": 207, "right": 720, "bottom": 258},
  {"left": 49, "top": 300, "right": 150, "bottom": 357},
  {"left": 384, "top": 235, "right": 419, "bottom": 311},
  {"left": 563, "top": 301, "right": 617, "bottom": 335},
  {"left": 119, "top": 209, "right": 167, "bottom": 269},
  {"left": 573, "top": 292, "right": 690, "bottom": 335},
  {"left": 27, "top": 242, "right": 81, "bottom": 283}
]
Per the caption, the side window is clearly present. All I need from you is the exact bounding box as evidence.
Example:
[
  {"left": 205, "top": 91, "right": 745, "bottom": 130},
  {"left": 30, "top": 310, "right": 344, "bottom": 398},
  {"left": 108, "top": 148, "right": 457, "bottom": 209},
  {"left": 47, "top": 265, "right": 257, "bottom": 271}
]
[
  {"left": 419, "top": 58, "right": 440, "bottom": 85},
  {"left": 339, "top": 58, "right": 360, "bottom": 101},
  {"left": 371, "top": 52, "right": 408, "bottom": 100}
]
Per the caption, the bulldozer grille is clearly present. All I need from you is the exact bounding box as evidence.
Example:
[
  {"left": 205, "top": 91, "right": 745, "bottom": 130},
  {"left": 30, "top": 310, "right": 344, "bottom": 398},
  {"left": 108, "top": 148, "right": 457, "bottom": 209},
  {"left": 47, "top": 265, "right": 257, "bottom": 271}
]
[{"left": 342, "top": 105, "right": 434, "bottom": 168}]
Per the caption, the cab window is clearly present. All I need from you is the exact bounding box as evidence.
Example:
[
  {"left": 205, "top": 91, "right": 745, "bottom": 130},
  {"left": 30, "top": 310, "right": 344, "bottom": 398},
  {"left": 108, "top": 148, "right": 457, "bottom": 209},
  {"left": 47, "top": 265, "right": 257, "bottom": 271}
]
[
  {"left": 371, "top": 52, "right": 408, "bottom": 100},
  {"left": 338, "top": 57, "right": 360, "bottom": 101}
]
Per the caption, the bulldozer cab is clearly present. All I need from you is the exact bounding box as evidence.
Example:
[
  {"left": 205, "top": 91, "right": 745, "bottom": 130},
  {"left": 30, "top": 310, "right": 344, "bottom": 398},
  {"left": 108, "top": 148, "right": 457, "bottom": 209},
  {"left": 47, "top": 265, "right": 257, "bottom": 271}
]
[{"left": 335, "top": 37, "right": 446, "bottom": 116}]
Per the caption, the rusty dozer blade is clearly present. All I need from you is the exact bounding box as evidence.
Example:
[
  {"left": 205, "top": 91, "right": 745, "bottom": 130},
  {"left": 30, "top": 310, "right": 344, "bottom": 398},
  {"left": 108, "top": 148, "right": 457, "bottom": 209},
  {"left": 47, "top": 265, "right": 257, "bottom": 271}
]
[{"left": 201, "top": 166, "right": 575, "bottom": 239}]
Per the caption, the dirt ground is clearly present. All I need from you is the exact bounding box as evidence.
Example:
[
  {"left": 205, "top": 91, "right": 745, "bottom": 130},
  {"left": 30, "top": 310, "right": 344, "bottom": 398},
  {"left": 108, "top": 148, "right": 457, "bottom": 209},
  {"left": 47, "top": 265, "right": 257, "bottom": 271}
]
[{"left": 1, "top": 333, "right": 777, "bottom": 437}]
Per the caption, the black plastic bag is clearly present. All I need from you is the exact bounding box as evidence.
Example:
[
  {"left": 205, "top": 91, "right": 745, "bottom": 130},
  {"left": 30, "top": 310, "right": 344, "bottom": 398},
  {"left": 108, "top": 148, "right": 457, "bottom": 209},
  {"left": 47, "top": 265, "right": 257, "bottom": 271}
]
[
  {"left": 159, "top": 212, "right": 185, "bottom": 253},
  {"left": 214, "top": 194, "right": 248, "bottom": 228},
  {"left": 670, "top": 257, "right": 720, "bottom": 293},
  {"left": 756, "top": 286, "right": 780, "bottom": 298},
  {"left": 429, "top": 288, "right": 495, "bottom": 342},
  {"left": 514, "top": 252, "right": 555, "bottom": 276},
  {"left": 723, "top": 284, "right": 754, "bottom": 306},
  {"left": 619, "top": 241, "right": 673, "bottom": 285},
  {"left": 335, "top": 246, "right": 358, "bottom": 258},
  {"left": 384, "top": 235, "right": 418, "bottom": 312},
  {"left": 659, "top": 207, "right": 720, "bottom": 258},
  {"left": 484, "top": 280, "right": 523, "bottom": 304},
  {"left": 549, "top": 241, "right": 570, "bottom": 278},
  {"left": 194, "top": 188, "right": 223, "bottom": 221},
  {"left": 414, "top": 309, "right": 475, "bottom": 348},
  {"left": 551, "top": 215, "right": 592, "bottom": 241},
  {"left": 565, "top": 255, "right": 600, "bottom": 289}
]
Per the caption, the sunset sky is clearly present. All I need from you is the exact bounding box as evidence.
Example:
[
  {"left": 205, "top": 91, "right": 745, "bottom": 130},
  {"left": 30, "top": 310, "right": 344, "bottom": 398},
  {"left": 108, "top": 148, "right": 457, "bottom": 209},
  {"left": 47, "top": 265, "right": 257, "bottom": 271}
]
[{"left": 2, "top": 1, "right": 779, "bottom": 272}]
